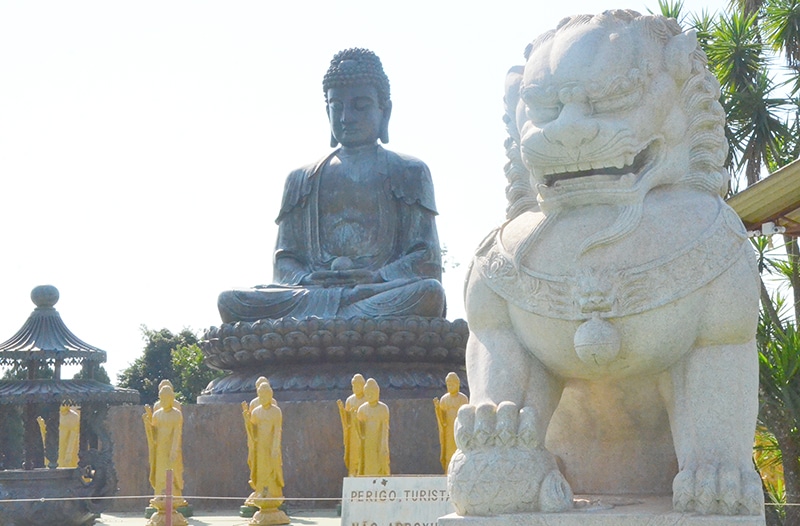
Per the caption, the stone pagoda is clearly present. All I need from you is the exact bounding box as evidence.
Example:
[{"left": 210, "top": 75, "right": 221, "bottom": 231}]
[{"left": 0, "top": 285, "right": 139, "bottom": 526}]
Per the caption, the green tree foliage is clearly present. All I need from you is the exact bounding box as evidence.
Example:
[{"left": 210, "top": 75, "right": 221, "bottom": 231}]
[
  {"left": 753, "top": 237, "right": 800, "bottom": 524},
  {"left": 1, "top": 363, "right": 54, "bottom": 380},
  {"left": 71, "top": 364, "right": 111, "bottom": 384},
  {"left": 117, "top": 326, "right": 222, "bottom": 405},
  {"left": 171, "top": 342, "right": 223, "bottom": 404}
]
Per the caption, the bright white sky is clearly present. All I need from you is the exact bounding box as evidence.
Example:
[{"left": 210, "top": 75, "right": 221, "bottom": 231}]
[{"left": 0, "top": 0, "right": 728, "bottom": 382}]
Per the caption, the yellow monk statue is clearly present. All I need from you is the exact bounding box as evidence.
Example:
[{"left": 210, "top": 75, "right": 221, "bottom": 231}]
[
  {"left": 249, "top": 376, "right": 277, "bottom": 412},
  {"left": 356, "top": 378, "right": 390, "bottom": 476},
  {"left": 337, "top": 373, "right": 367, "bottom": 476},
  {"left": 143, "top": 383, "right": 188, "bottom": 526},
  {"left": 153, "top": 379, "right": 182, "bottom": 412},
  {"left": 36, "top": 404, "right": 81, "bottom": 468},
  {"left": 35, "top": 415, "right": 49, "bottom": 466},
  {"left": 242, "top": 380, "right": 290, "bottom": 525},
  {"left": 433, "top": 372, "right": 468, "bottom": 473},
  {"left": 57, "top": 404, "right": 81, "bottom": 468}
]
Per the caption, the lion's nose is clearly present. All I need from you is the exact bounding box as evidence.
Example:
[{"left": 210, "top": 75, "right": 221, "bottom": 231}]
[{"left": 542, "top": 103, "right": 599, "bottom": 151}]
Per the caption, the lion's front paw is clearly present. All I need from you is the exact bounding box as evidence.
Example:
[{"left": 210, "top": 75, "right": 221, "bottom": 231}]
[
  {"left": 673, "top": 464, "right": 763, "bottom": 515},
  {"left": 447, "top": 401, "right": 573, "bottom": 516}
]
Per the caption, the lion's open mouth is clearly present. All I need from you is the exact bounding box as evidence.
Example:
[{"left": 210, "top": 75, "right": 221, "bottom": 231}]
[{"left": 541, "top": 141, "right": 658, "bottom": 188}]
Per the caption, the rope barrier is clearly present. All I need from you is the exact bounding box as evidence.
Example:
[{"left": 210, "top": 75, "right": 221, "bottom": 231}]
[
  {"left": 0, "top": 495, "right": 342, "bottom": 504},
  {"left": 0, "top": 494, "right": 796, "bottom": 507}
]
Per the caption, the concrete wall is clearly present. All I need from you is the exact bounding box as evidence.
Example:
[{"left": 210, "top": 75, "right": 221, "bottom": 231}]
[{"left": 107, "top": 398, "right": 441, "bottom": 511}]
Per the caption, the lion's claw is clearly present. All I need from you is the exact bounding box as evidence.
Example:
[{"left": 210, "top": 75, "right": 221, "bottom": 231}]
[
  {"left": 447, "top": 402, "right": 573, "bottom": 515},
  {"left": 673, "top": 464, "right": 762, "bottom": 515}
]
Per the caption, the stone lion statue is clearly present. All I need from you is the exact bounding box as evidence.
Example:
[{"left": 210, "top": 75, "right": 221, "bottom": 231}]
[{"left": 448, "top": 10, "right": 763, "bottom": 517}]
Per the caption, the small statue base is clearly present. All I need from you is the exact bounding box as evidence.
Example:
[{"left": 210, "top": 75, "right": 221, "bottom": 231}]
[
  {"left": 145, "top": 504, "right": 192, "bottom": 518},
  {"left": 250, "top": 507, "right": 291, "bottom": 525},
  {"left": 438, "top": 496, "right": 766, "bottom": 526},
  {"left": 240, "top": 504, "right": 258, "bottom": 517},
  {"left": 145, "top": 497, "right": 193, "bottom": 526},
  {"left": 145, "top": 509, "right": 189, "bottom": 526}
]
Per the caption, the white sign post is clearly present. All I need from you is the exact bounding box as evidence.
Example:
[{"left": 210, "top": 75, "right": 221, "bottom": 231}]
[{"left": 341, "top": 476, "right": 454, "bottom": 526}]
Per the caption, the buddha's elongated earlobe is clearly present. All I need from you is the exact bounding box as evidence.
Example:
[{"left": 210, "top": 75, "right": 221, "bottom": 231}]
[{"left": 379, "top": 102, "right": 392, "bottom": 144}]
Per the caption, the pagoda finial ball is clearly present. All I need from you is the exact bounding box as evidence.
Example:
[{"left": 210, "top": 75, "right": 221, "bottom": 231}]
[{"left": 31, "top": 285, "right": 59, "bottom": 308}]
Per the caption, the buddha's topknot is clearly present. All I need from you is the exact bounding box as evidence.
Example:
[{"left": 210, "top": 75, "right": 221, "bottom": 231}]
[{"left": 323, "top": 48, "right": 391, "bottom": 107}]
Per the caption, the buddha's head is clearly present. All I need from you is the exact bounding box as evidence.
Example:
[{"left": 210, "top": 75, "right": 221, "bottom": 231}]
[
  {"left": 257, "top": 381, "right": 274, "bottom": 406},
  {"left": 445, "top": 372, "right": 460, "bottom": 396},
  {"left": 351, "top": 373, "right": 366, "bottom": 397},
  {"left": 364, "top": 378, "right": 380, "bottom": 404},
  {"left": 159, "top": 384, "right": 175, "bottom": 410},
  {"left": 323, "top": 48, "right": 392, "bottom": 148}
]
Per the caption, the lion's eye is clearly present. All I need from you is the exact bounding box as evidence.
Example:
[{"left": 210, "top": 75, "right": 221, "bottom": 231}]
[
  {"left": 591, "top": 89, "right": 641, "bottom": 114},
  {"left": 526, "top": 104, "right": 561, "bottom": 124},
  {"left": 520, "top": 85, "right": 560, "bottom": 124}
]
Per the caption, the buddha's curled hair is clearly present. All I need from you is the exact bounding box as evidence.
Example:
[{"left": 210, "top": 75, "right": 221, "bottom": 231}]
[{"left": 323, "top": 48, "right": 391, "bottom": 108}]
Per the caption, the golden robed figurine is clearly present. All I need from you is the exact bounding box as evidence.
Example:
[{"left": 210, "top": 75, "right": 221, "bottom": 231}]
[
  {"left": 242, "top": 379, "right": 290, "bottom": 525},
  {"left": 36, "top": 403, "right": 81, "bottom": 468},
  {"left": 433, "top": 372, "right": 468, "bottom": 473},
  {"left": 337, "top": 374, "right": 367, "bottom": 476},
  {"left": 143, "top": 382, "right": 188, "bottom": 526},
  {"left": 356, "top": 378, "right": 390, "bottom": 476}
]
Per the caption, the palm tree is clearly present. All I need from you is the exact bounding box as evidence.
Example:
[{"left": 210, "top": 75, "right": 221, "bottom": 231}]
[{"left": 657, "top": 2, "right": 800, "bottom": 523}]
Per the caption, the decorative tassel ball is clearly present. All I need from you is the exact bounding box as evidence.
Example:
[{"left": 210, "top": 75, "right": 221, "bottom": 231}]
[{"left": 573, "top": 314, "right": 620, "bottom": 365}]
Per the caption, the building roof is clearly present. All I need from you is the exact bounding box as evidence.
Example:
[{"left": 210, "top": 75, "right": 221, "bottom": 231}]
[
  {"left": 0, "top": 379, "right": 138, "bottom": 405},
  {"left": 0, "top": 285, "right": 107, "bottom": 367},
  {"left": 727, "top": 158, "right": 800, "bottom": 236}
]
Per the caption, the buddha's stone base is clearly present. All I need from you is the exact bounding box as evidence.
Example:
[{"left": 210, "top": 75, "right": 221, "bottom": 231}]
[
  {"left": 438, "top": 496, "right": 766, "bottom": 526},
  {"left": 198, "top": 362, "right": 466, "bottom": 403},
  {"left": 199, "top": 316, "right": 469, "bottom": 402}
]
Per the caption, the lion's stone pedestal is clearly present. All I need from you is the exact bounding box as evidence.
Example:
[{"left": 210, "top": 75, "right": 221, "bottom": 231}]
[{"left": 439, "top": 496, "right": 766, "bottom": 525}]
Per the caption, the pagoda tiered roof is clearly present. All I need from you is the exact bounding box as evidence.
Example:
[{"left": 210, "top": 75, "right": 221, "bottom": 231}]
[{"left": 0, "top": 285, "right": 106, "bottom": 366}]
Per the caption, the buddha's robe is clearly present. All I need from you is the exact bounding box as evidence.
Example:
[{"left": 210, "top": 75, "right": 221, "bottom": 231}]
[
  {"left": 357, "top": 400, "right": 390, "bottom": 476},
  {"left": 150, "top": 407, "right": 183, "bottom": 496},
  {"left": 218, "top": 146, "right": 446, "bottom": 322},
  {"left": 249, "top": 402, "right": 284, "bottom": 496}
]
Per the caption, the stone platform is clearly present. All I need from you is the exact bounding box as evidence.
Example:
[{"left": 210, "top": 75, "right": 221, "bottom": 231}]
[
  {"left": 199, "top": 316, "right": 468, "bottom": 402},
  {"left": 438, "top": 496, "right": 766, "bottom": 526}
]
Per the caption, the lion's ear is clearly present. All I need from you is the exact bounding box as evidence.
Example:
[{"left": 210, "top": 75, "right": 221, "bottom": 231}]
[
  {"left": 665, "top": 30, "right": 698, "bottom": 81},
  {"left": 505, "top": 66, "right": 525, "bottom": 140}
]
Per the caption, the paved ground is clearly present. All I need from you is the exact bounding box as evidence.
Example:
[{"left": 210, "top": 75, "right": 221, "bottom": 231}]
[{"left": 96, "top": 509, "right": 340, "bottom": 525}]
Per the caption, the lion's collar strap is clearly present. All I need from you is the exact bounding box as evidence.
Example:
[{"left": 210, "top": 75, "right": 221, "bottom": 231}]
[{"left": 475, "top": 206, "right": 748, "bottom": 320}]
